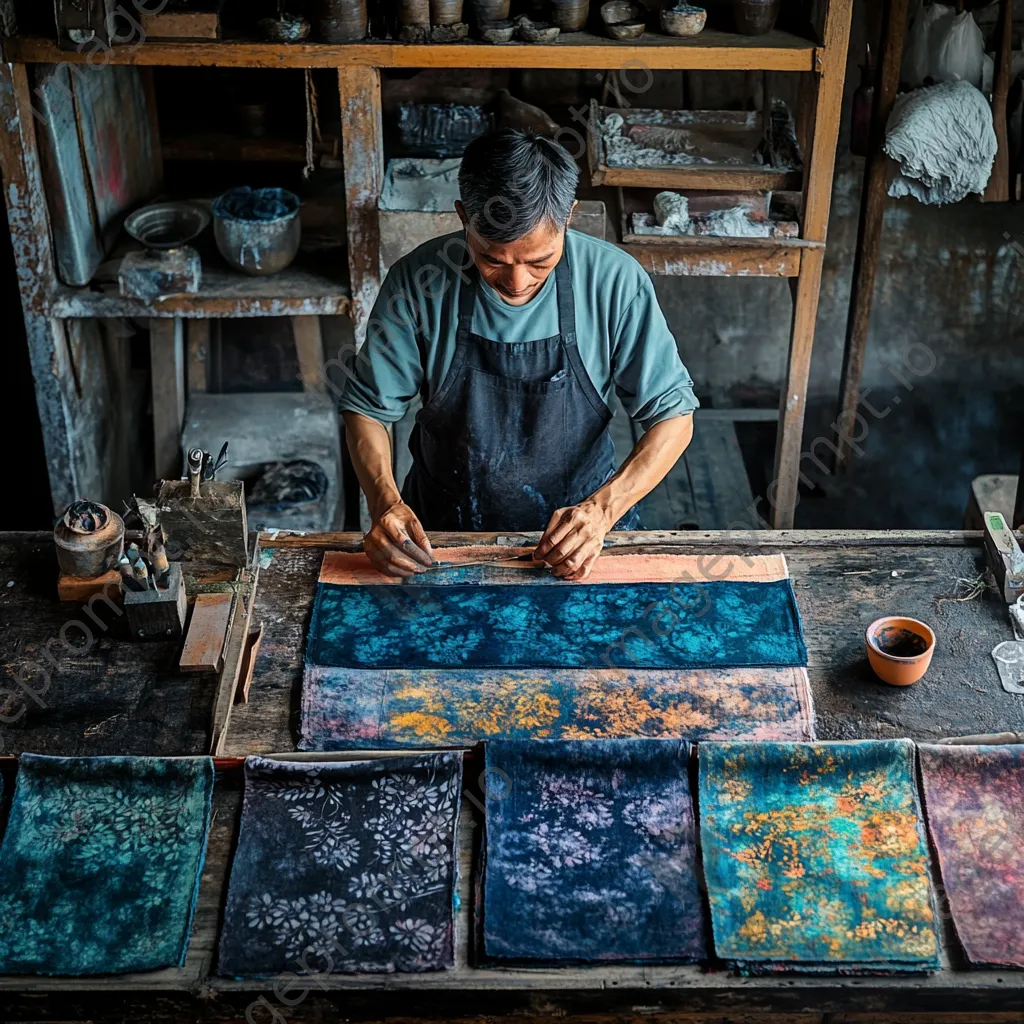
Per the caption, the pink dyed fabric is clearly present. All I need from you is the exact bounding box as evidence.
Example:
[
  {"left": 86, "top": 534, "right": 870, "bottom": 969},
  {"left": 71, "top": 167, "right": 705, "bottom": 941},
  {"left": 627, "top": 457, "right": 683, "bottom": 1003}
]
[{"left": 918, "top": 743, "right": 1024, "bottom": 968}]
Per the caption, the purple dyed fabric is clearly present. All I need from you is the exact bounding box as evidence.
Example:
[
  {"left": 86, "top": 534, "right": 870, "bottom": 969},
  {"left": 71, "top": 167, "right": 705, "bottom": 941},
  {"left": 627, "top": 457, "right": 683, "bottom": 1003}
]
[
  {"left": 919, "top": 743, "right": 1024, "bottom": 968},
  {"left": 481, "top": 739, "right": 705, "bottom": 962}
]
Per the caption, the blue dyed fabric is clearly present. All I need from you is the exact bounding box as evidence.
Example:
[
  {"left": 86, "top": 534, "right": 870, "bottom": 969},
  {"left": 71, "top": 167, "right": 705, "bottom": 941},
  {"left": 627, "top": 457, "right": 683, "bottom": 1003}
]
[
  {"left": 699, "top": 741, "right": 940, "bottom": 974},
  {"left": 218, "top": 753, "right": 463, "bottom": 977},
  {"left": 307, "top": 580, "right": 807, "bottom": 669},
  {"left": 0, "top": 754, "right": 213, "bottom": 975},
  {"left": 482, "top": 739, "right": 706, "bottom": 962}
]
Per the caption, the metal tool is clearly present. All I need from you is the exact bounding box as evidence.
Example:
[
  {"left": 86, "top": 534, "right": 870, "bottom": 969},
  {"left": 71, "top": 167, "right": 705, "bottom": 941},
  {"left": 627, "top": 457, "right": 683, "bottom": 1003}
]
[
  {"left": 938, "top": 731, "right": 1024, "bottom": 745},
  {"left": 202, "top": 442, "right": 230, "bottom": 482},
  {"left": 188, "top": 447, "right": 204, "bottom": 499},
  {"left": 422, "top": 552, "right": 539, "bottom": 574}
]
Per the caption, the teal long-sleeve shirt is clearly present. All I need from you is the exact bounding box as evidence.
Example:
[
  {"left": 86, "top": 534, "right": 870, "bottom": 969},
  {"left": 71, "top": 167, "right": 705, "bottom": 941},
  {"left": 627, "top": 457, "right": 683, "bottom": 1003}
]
[{"left": 339, "top": 229, "right": 699, "bottom": 432}]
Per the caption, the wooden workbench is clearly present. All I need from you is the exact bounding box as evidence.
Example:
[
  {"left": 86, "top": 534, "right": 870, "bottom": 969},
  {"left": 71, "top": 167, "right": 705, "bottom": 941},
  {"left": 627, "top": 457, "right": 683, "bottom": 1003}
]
[{"left": 1, "top": 530, "right": 1024, "bottom": 1024}]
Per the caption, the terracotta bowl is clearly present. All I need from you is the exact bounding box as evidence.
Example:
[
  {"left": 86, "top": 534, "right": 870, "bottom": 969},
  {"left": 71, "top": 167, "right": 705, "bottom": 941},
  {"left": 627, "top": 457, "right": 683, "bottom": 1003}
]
[{"left": 865, "top": 616, "right": 936, "bottom": 687}]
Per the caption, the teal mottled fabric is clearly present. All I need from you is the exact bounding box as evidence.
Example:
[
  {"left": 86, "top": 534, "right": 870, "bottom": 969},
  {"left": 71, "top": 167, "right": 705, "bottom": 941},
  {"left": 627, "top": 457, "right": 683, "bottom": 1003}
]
[
  {"left": 699, "top": 741, "right": 940, "bottom": 974},
  {"left": 0, "top": 754, "right": 214, "bottom": 975}
]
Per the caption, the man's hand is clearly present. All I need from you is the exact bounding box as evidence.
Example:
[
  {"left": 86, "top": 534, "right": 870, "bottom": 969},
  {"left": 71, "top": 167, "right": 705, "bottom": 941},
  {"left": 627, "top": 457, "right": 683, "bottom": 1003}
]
[
  {"left": 365, "top": 502, "right": 435, "bottom": 578},
  {"left": 534, "top": 501, "right": 612, "bottom": 581}
]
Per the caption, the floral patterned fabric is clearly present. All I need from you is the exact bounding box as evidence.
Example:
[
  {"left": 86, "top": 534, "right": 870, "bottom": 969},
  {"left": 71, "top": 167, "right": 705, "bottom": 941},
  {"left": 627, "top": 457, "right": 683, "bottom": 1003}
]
[
  {"left": 307, "top": 580, "right": 807, "bottom": 670},
  {"left": 481, "top": 739, "right": 706, "bottom": 962},
  {"left": 918, "top": 743, "right": 1024, "bottom": 968},
  {"left": 699, "top": 741, "right": 940, "bottom": 974},
  {"left": 218, "top": 753, "right": 463, "bottom": 977},
  {"left": 300, "top": 665, "right": 815, "bottom": 750},
  {"left": 0, "top": 754, "right": 213, "bottom": 975}
]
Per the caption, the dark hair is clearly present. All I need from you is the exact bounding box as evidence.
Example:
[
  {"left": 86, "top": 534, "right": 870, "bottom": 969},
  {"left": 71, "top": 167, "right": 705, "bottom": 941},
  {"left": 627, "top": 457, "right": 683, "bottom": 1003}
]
[{"left": 458, "top": 128, "right": 579, "bottom": 243}]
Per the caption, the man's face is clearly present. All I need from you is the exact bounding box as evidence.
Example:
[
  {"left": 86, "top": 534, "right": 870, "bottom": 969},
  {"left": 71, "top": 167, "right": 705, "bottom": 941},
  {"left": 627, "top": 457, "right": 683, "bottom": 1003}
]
[{"left": 456, "top": 202, "right": 571, "bottom": 307}]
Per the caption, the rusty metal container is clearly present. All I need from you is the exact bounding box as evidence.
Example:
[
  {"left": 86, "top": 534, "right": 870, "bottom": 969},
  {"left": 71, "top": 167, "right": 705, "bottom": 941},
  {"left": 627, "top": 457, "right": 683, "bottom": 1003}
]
[
  {"left": 54, "top": 501, "right": 125, "bottom": 579},
  {"left": 317, "top": 0, "right": 368, "bottom": 41}
]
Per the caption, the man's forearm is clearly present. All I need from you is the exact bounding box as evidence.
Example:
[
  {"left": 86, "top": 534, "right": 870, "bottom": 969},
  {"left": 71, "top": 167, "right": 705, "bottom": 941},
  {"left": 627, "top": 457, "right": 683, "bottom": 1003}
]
[
  {"left": 343, "top": 411, "right": 403, "bottom": 519},
  {"left": 586, "top": 415, "right": 694, "bottom": 526}
]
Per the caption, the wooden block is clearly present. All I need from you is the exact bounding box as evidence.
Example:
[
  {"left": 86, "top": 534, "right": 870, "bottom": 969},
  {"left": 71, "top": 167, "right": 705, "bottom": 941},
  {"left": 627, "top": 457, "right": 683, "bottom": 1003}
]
[
  {"left": 235, "top": 623, "right": 265, "bottom": 704},
  {"left": 140, "top": 2, "right": 223, "bottom": 40},
  {"left": 124, "top": 563, "right": 187, "bottom": 640},
  {"left": 57, "top": 569, "right": 121, "bottom": 603},
  {"left": 180, "top": 592, "right": 234, "bottom": 674},
  {"left": 151, "top": 479, "right": 249, "bottom": 567}
]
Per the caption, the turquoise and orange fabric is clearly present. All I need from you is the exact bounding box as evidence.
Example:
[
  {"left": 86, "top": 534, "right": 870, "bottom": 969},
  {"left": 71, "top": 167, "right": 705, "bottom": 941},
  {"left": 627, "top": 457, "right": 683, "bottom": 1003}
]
[
  {"left": 300, "top": 665, "right": 815, "bottom": 749},
  {"left": 918, "top": 743, "right": 1024, "bottom": 968},
  {"left": 699, "top": 740, "right": 940, "bottom": 973}
]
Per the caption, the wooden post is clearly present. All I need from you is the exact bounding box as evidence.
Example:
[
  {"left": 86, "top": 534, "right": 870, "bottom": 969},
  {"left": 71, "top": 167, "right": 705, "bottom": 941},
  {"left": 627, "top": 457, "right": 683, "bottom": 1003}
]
[
  {"left": 150, "top": 318, "right": 185, "bottom": 481},
  {"left": 337, "top": 66, "right": 384, "bottom": 349},
  {"left": 293, "top": 315, "right": 327, "bottom": 392},
  {"left": 982, "top": 0, "right": 1013, "bottom": 203},
  {"left": 832, "top": 0, "right": 911, "bottom": 473},
  {"left": 187, "top": 319, "right": 210, "bottom": 393},
  {"left": 770, "top": 0, "right": 855, "bottom": 529}
]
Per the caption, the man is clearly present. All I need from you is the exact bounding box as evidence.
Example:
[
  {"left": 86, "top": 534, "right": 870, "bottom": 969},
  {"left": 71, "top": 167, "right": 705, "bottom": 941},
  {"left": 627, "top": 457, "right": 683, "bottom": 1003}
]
[{"left": 341, "top": 128, "right": 698, "bottom": 581}]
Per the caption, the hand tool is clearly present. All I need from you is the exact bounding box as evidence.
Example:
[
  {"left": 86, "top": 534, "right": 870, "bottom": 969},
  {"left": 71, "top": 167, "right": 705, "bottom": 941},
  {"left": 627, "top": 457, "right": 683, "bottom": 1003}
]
[
  {"left": 188, "top": 448, "right": 204, "bottom": 499},
  {"left": 421, "top": 552, "right": 539, "bottom": 574},
  {"left": 938, "top": 731, "right": 1024, "bottom": 745},
  {"left": 982, "top": 510, "right": 1024, "bottom": 694}
]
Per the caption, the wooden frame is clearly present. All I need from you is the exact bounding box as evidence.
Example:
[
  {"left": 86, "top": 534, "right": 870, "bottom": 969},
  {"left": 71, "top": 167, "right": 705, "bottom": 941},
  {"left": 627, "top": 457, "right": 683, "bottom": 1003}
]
[{"left": 1, "top": 7, "right": 852, "bottom": 528}]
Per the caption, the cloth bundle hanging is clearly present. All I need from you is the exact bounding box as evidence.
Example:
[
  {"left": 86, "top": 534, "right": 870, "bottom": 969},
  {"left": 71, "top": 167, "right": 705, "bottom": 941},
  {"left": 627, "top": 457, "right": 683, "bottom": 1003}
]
[{"left": 884, "top": 80, "right": 997, "bottom": 204}]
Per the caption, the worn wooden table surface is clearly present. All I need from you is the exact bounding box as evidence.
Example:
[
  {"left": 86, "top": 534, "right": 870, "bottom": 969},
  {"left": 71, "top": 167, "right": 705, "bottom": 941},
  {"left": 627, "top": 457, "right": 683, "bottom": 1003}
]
[{"left": 2, "top": 530, "right": 1024, "bottom": 1023}]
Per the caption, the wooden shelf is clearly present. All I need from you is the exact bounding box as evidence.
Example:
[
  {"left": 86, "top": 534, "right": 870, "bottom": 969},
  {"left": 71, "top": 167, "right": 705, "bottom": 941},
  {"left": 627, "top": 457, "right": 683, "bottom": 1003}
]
[
  {"left": 5, "top": 31, "right": 819, "bottom": 72},
  {"left": 48, "top": 261, "right": 351, "bottom": 319},
  {"left": 621, "top": 236, "right": 810, "bottom": 277}
]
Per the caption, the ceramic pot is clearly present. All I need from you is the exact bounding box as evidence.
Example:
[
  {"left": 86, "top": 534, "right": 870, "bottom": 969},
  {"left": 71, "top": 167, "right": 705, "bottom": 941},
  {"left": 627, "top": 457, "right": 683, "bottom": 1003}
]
[
  {"left": 317, "top": 0, "right": 367, "bottom": 40},
  {"left": 470, "top": 0, "right": 511, "bottom": 25},
  {"left": 550, "top": 0, "right": 589, "bottom": 30},
  {"left": 865, "top": 616, "right": 936, "bottom": 686},
  {"left": 399, "top": 0, "right": 431, "bottom": 24},
  {"left": 430, "top": 0, "right": 464, "bottom": 23},
  {"left": 733, "top": 0, "right": 779, "bottom": 35},
  {"left": 660, "top": 2, "right": 706, "bottom": 35}
]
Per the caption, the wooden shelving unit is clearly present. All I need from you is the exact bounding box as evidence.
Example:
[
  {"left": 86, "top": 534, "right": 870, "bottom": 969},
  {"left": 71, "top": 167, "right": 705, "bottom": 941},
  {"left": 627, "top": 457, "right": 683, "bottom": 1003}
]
[{"left": 0, "top": 4, "right": 852, "bottom": 528}]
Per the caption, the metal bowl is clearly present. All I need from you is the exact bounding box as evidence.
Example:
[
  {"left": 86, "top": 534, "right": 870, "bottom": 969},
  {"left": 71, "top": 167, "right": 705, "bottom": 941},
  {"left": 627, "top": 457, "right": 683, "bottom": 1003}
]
[
  {"left": 125, "top": 201, "right": 210, "bottom": 251},
  {"left": 212, "top": 187, "right": 302, "bottom": 277}
]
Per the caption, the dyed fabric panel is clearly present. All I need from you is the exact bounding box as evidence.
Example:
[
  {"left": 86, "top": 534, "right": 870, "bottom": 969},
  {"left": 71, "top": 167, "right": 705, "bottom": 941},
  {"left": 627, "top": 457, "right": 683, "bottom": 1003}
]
[
  {"left": 300, "top": 665, "right": 816, "bottom": 749},
  {"left": 0, "top": 754, "right": 213, "bottom": 975},
  {"left": 307, "top": 580, "right": 807, "bottom": 670},
  {"left": 919, "top": 743, "right": 1024, "bottom": 968},
  {"left": 319, "top": 549, "right": 792, "bottom": 586},
  {"left": 218, "top": 753, "right": 462, "bottom": 977},
  {"left": 699, "top": 741, "right": 939, "bottom": 973},
  {"left": 482, "top": 739, "right": 705, "bottom": 962}
]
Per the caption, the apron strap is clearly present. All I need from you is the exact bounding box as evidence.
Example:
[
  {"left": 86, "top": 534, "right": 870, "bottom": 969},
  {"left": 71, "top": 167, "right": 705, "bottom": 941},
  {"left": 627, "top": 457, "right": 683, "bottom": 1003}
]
[
  {"left": 456, "top": 254, "right": 476, "bottom": 341},
  {"left": 554, "top": 245, "right": 576, "bottom": 344}
]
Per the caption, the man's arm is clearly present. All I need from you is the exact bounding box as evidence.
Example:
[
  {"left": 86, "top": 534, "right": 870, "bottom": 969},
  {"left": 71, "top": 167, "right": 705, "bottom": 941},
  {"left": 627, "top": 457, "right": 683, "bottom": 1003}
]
[
  {"left": 534, "top": 415, "right": 693, "bottom": 580},
  {"left": 344, "top": 411, "right": 434, "bottom": 577}
]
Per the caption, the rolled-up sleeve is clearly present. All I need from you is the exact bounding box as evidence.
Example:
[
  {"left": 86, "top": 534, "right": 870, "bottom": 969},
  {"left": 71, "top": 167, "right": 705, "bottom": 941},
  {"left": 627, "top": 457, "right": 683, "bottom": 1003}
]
[
  {"left": 338, "top": 261, "right": 424, "bottom": 425},
  {"left": 612, "top": 278, "right": 699, "bottom": 432}
]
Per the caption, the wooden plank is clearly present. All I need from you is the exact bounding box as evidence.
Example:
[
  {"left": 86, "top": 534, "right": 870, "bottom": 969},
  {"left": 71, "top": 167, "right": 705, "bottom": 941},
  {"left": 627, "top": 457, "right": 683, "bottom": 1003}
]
[
  {"left": 625, "top": 241, "right": 802, "bottom": 277},
  {"left": 180, "top": 592, "right": 233, "bottom": 673},
  {"left": 965, "top": 473, "right": 1017, "bottom": 530},
  {"left": 595, "top": 163, "right": 801, "bottom": 191},
  {"left": 687, "top": 419, "right": 757, "bottom": 529},
  {"left": 833, "top": 0, "right": 911, "bottom": 471},
  {"left": 50, "top": 262, "right": 352, "bottom": 319},
  {"left": 186, "top": 319, "right": 209, "bottom": 393},
  {"left": 338, "top": 65, "right": 383, "bottom": 348},
  {"left": 149, "top": 319, "right": 185, "bottom": 482},
  {"left": 770, "top": 0, "right": 854, "bottom": 529},
  {"left": 6, "top": 32, "right": 820, "bottom": 72},
  {"left": 0, "top": 63, "right": 78, "bottom": 514},
  {"left": 262, "top": 529, "right": 985, "bottom": 549},
  {"left": 292, "top": 315, "right": 326, "bottom": 393},
  {"left": 56, "top": 569, "right": 121, "bottom": 602}
]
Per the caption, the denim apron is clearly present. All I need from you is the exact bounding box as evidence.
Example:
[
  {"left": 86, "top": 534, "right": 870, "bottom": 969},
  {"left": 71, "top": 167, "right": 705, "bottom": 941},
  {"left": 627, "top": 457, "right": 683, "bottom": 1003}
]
[{"left": 402, "top": 250, "right": 640, "bottom": 532}]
